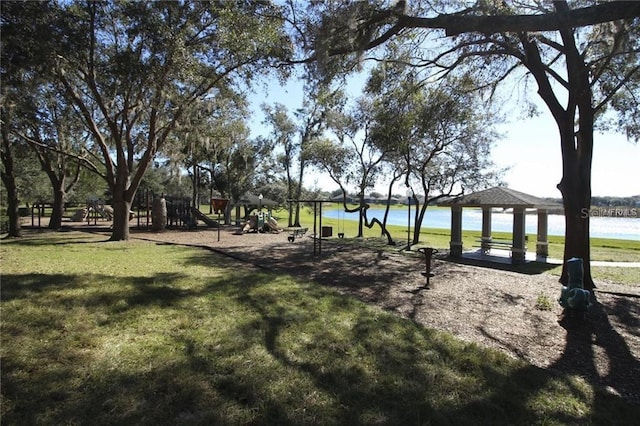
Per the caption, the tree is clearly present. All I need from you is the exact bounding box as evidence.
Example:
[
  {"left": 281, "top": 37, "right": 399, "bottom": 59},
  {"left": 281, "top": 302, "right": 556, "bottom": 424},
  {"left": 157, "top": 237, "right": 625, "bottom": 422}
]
[
  {"left": 304, "top": 0, "right": 640, "bottom": 290},
  {"left": 168, "top": 93, "right": 247, "bottom": 218},
  {"left": 366, "top": 56, "right": 501, "bottom": 246},
  {"left": 262, "top": 102, "right": 299, "bottom": 226},
  {"left": 1, "top": 0, "right": 60, "bottom": 236},
  {"left": 208, "top": 119, "right": 270, "bottom": 224},
  {"left": 308, "top": 98, "right": 396, "bottom": 243},
  {"left": 2, "top": 1, "right": 106, "bottom": 231},
  {"left": 262, "top": 84, "right": 341, "bottom": 226},
  {"left": 8, "top": 1, "right": 290, "bottom": 241},
  {"left": 17, "top": 84, "right": 92, "bottom": 229},
  {"left": 0, "top": 105, "right": 22, "bottom": 237}
]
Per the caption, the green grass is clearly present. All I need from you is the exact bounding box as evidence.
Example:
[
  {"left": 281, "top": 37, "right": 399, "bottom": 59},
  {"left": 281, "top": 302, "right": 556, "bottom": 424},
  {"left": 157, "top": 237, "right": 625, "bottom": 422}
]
[{"left": 2, "top": 231, "right": 639, "bottom": 424}]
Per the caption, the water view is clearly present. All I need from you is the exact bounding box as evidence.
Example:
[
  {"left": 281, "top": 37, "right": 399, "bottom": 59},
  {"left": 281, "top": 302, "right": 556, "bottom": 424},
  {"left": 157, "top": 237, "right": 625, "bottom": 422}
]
[{"left": 323, "top": 208, "right": 640, "bottom": 241}]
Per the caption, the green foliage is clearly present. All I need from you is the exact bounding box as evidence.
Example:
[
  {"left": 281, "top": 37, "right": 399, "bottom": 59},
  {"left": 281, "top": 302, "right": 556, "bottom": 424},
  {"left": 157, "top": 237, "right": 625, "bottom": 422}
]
[
  {"left": 3, "top": 231, "right": 639, "bottom": 424},
  {"left": 6, "top": 146, "right": 50, "bottom": 204},
  {"left": 2, "top": 0, "right": 292, "bottom": 239},
  {"left": 535, "top": 293, "right": 554, "bottom": 311}
]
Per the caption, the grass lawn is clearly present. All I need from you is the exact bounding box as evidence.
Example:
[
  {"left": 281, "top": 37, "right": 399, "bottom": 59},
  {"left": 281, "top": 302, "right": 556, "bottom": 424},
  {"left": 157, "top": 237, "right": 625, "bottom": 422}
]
[{"left": 2, "top": 231, "right": 639, "bottom": 425}]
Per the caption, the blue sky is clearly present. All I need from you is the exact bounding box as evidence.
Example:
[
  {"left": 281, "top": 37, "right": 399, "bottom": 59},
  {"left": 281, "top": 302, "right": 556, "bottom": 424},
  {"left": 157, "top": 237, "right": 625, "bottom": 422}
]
[
  {"left": 247, "top": 74, "right": 640, "bottom": 198},
  {"left": 492, "top": 109, "right": 639, "bottom": 198}
]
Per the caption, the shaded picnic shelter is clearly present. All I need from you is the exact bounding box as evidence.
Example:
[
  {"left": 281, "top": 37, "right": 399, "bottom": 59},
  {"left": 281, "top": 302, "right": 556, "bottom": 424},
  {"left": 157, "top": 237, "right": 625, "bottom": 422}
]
[{"left": 438, "top": 187, "right": 562, "bottom": 264}]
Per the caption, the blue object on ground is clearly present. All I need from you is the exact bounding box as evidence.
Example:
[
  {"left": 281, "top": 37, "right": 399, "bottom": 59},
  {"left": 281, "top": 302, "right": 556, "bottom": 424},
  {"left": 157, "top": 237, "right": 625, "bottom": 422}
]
[{"left": 559, "top": 257, "right": 592, "bottom": 312}]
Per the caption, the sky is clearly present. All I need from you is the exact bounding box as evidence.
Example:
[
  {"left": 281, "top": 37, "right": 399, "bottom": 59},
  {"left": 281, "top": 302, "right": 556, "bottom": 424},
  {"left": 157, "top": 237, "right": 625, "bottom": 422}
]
[{"left": 247, "top": 74, "right": 640, "bottom": 199}]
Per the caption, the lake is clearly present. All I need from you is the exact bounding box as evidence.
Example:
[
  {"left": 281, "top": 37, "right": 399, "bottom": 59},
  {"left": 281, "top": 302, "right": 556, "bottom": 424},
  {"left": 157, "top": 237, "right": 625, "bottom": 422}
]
[{"left": 323, "top": 208, "right": 640, "bottom": 241}]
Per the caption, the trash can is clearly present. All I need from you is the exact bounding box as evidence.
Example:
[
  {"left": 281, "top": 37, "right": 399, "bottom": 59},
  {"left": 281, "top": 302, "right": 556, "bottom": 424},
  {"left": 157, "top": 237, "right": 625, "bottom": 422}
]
[{"left": 321, "top": 226, "right": 333, "bottom": 238}]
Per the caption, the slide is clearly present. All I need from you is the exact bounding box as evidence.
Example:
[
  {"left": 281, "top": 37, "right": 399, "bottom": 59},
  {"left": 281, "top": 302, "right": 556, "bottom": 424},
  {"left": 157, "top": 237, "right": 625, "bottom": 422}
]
[{"left": 191, "top": 207, "right": 218, "bottom": 228}]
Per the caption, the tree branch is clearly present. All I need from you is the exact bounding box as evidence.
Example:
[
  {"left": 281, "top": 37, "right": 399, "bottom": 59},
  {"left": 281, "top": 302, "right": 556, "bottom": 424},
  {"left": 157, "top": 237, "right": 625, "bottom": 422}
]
[{"left": 399, "top": 2, "right": 640, "bottom": 36}]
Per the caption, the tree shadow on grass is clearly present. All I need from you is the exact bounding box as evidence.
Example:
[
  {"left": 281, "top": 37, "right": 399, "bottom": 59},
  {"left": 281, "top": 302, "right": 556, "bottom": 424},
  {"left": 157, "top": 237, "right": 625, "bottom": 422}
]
[
  {"left": 1, "top": 271, "right": 275, "bottom": 425},
  {"left": 552, "top": 297, "right": 640, "bottom": 403},
  {"left": 184, "top": 238, "right": 640, "bottom": 412},
  {"left": 5, "top": 242, "right": 638, "bottom": 425},
  {"left": 217, "top": 275, "right": 640, "bottom": 424},
  {"left": 1, "top": 272, "right": 192, "bottom": 309},
  {"left": 2, "top": 228, "right": 110, "bottom": 246}
]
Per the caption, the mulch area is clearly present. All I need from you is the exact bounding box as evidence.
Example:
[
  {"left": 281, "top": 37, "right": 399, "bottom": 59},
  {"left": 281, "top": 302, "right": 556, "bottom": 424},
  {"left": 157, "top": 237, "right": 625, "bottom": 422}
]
[{"left": 27, "top": 220, "right": 640, "bottom": 403}]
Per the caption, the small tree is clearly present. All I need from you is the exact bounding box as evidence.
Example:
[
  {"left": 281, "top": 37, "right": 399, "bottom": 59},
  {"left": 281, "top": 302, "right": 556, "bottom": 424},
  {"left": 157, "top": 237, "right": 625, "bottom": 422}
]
[
  {"left": 367, "top": 57, "right": 502, "bottom": 246},
  {"left": 262, "top": 85, "right": 341, "bottom": 226},
  {"left": 262, "top": 102, "right": 299, "bottom": 226},
  {"left": 321, "top": 98, "right": 395, "bottom": 243}
]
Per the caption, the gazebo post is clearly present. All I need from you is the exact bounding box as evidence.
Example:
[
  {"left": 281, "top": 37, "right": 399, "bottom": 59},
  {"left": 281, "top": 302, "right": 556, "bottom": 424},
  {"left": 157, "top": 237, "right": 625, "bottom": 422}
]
[
  {"left": 512, "top": 207, "right": 526, "bottom": 263},
  {"left": 536, "top": 209, "right": 549, "bottom": 257},
  {"left": 450, "top": 206, "right": 463, "bottom": 257},
  {"left": 481, "top": 207, "right": 492, "bottom": 253}
]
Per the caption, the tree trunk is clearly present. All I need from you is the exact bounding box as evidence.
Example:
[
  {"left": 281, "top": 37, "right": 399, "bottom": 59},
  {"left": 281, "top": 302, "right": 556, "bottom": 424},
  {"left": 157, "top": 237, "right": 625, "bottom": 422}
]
[
  {"left": 293, "top": 174, "right": 303, "bottom": 227},
  {"left": 557, "top": 125, "right": 595, "bottom": 291},
  {"left": 414, "top": 195, "right": 429, "bottom": 245},
  {"left": 191, "top": 164, "right": 199, "bottom": 211},
  {"left": 49, "top": 188, "right": 66, "bottom": 230},
  {"left": 1, "top": 165, "right": 21, "bottom": 238},
  {"left": 357, "top": 193, "right": 365, "bottom": 238},
  {"left": 0, "top": 125, "right": 21, "bottom": 237},
  {"left": 558, "top": 177, "right": 593, "bottom": 289},
  {"left": 110, "top": 197, "right": 132, "bottom": 241},
  {"left": 519, "top": 25, "right": 595, "bottom": 292}
]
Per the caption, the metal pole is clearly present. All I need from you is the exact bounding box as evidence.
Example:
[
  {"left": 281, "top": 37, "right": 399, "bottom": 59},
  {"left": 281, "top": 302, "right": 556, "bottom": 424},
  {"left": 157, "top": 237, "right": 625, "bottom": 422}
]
[
  {"left": 313, "top": 201, "right": 318, "bottom": 256},
  {"left": 319, "top": 201, "right": 323, "bottom": 255},
  {"left": 407, "top": 196, "right": 411, "bottom": 250}
]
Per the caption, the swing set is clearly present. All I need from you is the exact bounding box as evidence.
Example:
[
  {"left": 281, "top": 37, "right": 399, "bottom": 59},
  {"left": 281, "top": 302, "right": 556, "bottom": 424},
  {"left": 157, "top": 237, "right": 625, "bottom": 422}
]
[
  {"left": 286, "top": 199, "right": 351, "bottom": 255},
  {"left": 337, "top": 208, "right": 345, "bottom": 239}
]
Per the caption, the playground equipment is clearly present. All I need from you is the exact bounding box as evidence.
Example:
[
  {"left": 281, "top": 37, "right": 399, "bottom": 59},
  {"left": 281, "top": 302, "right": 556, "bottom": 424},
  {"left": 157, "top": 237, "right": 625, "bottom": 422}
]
[
  {"left": 211, "top": 198, "right": 229, "bottom": 241},
  {"left": 88, "top": 199, "right": 113, "bottom": 221},
  {"left": 338, "top": 208, "right": 345, "bottom": 239},
  {"left": 30, "top": 203, "right": 49, "bottom": 227},
  {"left": 162, "top": 196, "right": 196, "bottom": 229},
  {"left": 418, "top": 247, "right": 438, "bottom": 288},
  {"left": 287, "top": 227, "right": 308, "bottom": 242},
  {"left": 558, "top": 257, "right": 592, "bottom": 319}
]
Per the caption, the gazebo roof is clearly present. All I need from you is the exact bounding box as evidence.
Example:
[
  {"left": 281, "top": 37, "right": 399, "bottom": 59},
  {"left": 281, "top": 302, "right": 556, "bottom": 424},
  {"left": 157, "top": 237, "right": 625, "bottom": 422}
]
[{"left": 438, "top": 187, "right": 561, "bottom": 209}]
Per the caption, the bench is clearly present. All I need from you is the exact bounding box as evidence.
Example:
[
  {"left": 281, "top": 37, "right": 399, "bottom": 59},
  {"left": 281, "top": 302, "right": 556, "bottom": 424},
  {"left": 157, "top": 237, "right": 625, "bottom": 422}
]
[
  {"left": 475, "top": 238, "right": 527, "bottom": 255},
  {"left": 285, "top": 227, "right": 308, "bottom": 242}
]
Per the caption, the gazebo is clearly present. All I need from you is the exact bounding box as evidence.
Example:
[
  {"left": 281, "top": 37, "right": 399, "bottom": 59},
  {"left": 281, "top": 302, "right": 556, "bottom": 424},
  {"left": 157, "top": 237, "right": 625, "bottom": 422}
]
[{"left": 438, "top": 187, "right": 562, "bottom": 263}]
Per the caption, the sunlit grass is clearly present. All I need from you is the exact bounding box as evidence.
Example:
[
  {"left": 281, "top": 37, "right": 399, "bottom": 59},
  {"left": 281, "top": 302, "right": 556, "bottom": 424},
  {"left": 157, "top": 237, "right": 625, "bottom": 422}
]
[{"left": 2, "top": 231, "right": 639, "bottom": 424}]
